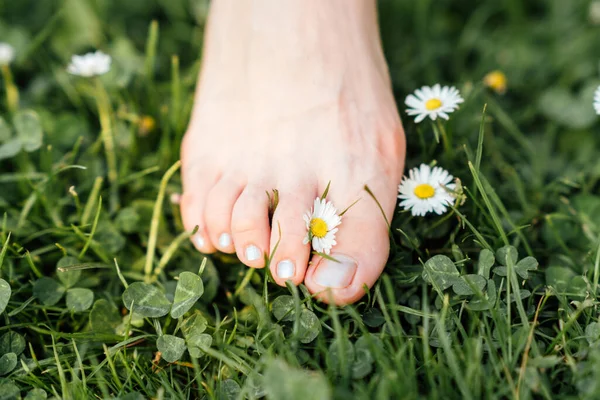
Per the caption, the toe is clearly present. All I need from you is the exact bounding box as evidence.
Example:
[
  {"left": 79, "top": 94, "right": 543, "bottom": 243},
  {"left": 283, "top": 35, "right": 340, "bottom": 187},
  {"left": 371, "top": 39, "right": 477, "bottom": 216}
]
[
  {"left": 231, "top": 184, "right": 271, "bottom": 268},
  {"left": 204, "top": 175, "right": 245, "bottom": 253},
  {"left": 180, "top": 164, "right": 218, "bottom": 253},
  {"left": 269, "top": 182, "right": 317, "bottom": 286},
  {"left": 303, "top": 178, "right": 395, "bottom": 305}
]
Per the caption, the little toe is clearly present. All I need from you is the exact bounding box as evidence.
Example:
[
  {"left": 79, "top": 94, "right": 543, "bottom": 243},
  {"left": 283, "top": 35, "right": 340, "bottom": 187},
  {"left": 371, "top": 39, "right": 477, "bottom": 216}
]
[
  {"left": 231, "top": 185, "right": 271, "bottom": 268},
  {"left": 269, "top": 184, "right": 316, "bottom": 286},
  {"left": 180, "top": 191, "right": 216, "bottom": 253},
  {"left": 204, "top": 175, "right": 245, "bottom": 253},
  {"left": 180, "top": 165, "right": 217, "bottom": 253},
  {"left": 303, "top": 179, "right": 395, "bottom": 305}
]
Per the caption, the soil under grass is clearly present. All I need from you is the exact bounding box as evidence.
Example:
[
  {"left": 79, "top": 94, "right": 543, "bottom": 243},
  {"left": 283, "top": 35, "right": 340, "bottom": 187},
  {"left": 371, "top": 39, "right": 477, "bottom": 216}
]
[{"left": 2, "top": 0, "right": 600, "bottom": 399}]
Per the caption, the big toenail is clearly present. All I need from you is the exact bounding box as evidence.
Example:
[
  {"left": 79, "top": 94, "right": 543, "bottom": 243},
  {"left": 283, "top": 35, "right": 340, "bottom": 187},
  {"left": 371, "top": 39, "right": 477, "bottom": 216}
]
[
  {"left": 277, "top": 260, "right": 295, "bottom": 279},
  {"left": 218, "top": 233, "right": 232, "bottom": 248},
  {"left": 245, "top": 245, "right": 261, "bottom": 261},
  {"left": 193, "top": 235, "right": 205, "bottom": 249},
  {"left": 313, "top": 254, "right": 357, "bottom": 288}
]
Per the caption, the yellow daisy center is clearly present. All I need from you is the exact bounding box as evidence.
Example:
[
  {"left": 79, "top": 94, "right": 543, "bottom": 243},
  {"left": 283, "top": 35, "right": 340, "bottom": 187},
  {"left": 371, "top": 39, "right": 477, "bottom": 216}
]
[
  {"left": 425, "top": 98, "right": 443, "bottom": 111},
  {"left": 484, "top": 70, "right": 507, "bottom": 94},
  {"left": 310, "top": 218, "right": 328, "bottom": 238},
  {"left": 414, "top": 183, "right": 435, "bottom": 199}
]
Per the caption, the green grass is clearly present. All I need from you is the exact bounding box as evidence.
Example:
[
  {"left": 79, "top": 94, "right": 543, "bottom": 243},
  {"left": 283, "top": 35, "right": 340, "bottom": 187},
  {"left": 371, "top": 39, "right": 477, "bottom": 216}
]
[{"left": 1, "top": 0, "right": 600, "bottom": 399}]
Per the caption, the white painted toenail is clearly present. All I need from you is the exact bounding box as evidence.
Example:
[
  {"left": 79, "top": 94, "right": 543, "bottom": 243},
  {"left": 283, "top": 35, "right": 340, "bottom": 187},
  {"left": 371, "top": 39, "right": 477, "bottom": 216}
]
[
  {"left": 277, "top": 260, "right": 295, "bottom": 279},
  {"left": 313, "top": 254, "right": 357, "bottom": 288},
  {"left": 218, "top": 233, "right": 232, "bottom": 248},
  {"left": 193, "top": 235, "right": 205, "bottom": 249},
  {"left": 245, "top": 245, "right": 261, "bottom": 261}
]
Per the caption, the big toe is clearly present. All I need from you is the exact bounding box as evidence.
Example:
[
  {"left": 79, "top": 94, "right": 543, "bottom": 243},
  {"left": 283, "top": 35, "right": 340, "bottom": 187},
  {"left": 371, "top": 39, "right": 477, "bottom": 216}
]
[{"left": 303, "top": 179, "right": 395, "bottom": 305}]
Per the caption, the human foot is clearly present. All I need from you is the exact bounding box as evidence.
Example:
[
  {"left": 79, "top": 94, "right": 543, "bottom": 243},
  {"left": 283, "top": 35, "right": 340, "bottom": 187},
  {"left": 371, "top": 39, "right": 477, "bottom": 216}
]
[{"left": 180, "top": 0, "right": 405, "bottom": 305}]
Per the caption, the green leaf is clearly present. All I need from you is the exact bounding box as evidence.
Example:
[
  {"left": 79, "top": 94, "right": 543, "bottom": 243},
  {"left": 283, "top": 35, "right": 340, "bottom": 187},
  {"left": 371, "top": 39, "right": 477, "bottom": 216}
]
[
  {"left": 218, "top": 380, "right": 241, "bottom": 400},
  {"left": 545, "top": 266, "right": 575, "bottom": 292},
  {"left": 468, "top": 279, "right": 497, "bottom": 311},
  {"left": 263, "top": 358, "right": 331, "bottom": 400},
  {"left": 585, "top": 322, "right": 600, "bottom": 344},
  {"left": 0, "top": 139, "right": 22, "bottom": 161},
  {"left": 509, "top": 289, "right": 531, "bottom": 302},
  {"left": 156, "top": 334, "right": 186, "bottom": 363},
  {"left": 181, "top": 311, "right": 208, "bottom": 338},
  {"left": 170, "top": 271, "right": 204, "bottom": 319},
  {"left": 14, "top": 110, "right": 43, "bottom": 152},
  {"left": 0, "top": 353, "right": 17, "bottom": 376},
  {"left": 0, "top": 332, "right": 26, "bottom": 356},
  {"left": 496, "top": 245, "right": 518, "bottom": 266},
  {"left": 122, "top": 282, "right": 171, "bottom": 318},
  {"left": 115, "top": 207, "right": 141, "bottom": 233},
  {"left": 0, "top": 279, "right": 10, "bottom": 315},
  {"left": 33, "top": 277, "right": 65, "bottom": 306},
  {"left": 187, "top": 333, "right": 212, "bottom": 358},
  {"left": 352, "top": 335, "right": 379, "bottom": 379},
  {"left": 478, "top": 249, "right": 495, "bottom": 279},
  {"left": 422, "top": 255, "right": 460, "bottom": 290},
  {"left": 568, "top": 276, "right": 588, "bottom": 300},
  {"left": 362, "top": 308, "right": 385, "bottom": 328},
  {"left": 0, "top": 117, "right": 11, "bottom": 142},
  {"left": 271, "top": 295, "right": 296, "bottom": 322},
  {"left": 24, "top": 388, "right": 48, "bottom": 400},
  {"left": 297, "top": 309, "right": 321, "bottom": 344},
  {"left": 0, "top": 380, "right": 19, "bottom": 399},
  {"left": 328, "top": 338, "right": 355, "bottom": 376},
  {"left": 89, "top": 299, "right": 122, "bottom": 333},
  {"left": 452, "top": 274, "right": 487, "bottom": 296},
  {"left": 66, "top": 288, "right": 94, "bottom": 312},
  {"left": 56, "top": 256, "right": 82, "bottom": 288},
  {"left": 515, "top": 257, "right": 538, "bottom": 279}
]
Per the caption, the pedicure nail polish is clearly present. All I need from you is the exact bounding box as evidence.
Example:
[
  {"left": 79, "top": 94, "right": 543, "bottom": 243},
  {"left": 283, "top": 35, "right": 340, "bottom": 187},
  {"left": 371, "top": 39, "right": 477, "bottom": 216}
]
[
  {"left": 313, "top": 254, "right": 357, "bottom": 288},
  {"left": 193, "top": 235, "right": 205, "bottom": 249},
  {"left": 218, "top": 233, "right": 232, "bottom": 248},
  {"left": 245, "top": 245, "right": 261, "bottom": 261},
  {"left": 277, "top": 260, "right": 295, "bottom": 279}
]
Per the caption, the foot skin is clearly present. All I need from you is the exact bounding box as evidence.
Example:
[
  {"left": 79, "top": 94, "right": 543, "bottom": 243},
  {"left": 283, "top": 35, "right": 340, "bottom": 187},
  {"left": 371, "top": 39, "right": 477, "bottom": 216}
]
[{"left": 180, "top": 0, "right": 405, "bottom": 305}]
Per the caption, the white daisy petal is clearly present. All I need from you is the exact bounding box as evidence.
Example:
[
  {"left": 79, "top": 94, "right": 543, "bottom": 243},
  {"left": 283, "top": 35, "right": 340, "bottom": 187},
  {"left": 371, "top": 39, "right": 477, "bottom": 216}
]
[
  {"left": 303, "top": 197, "right": 342, "bottom": 254},
  {"left": 594, "top": 85, "right": 600, "bottom": 115},
  {"left": 398, "top": 164, "right": 457, "bottom": 217},
  {"left": 67, "top": 50, "right": 112, "bottom": 77},
  {"left": 0, "top": 43, "right": 15, "bottom": 66},
  {"left": 404, "top": 84, "right": 464, "bottom": 123}
]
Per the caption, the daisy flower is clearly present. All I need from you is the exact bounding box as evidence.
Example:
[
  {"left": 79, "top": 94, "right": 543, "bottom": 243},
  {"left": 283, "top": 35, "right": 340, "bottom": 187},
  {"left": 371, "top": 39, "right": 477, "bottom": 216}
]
[
  {"left": 405, "top": 84, "right": 464, "bottom": 123},
  {"left": 398, "top": 164, "right": 456, "bottom": 217},
  {"left": 483, "top": 70, "right": 507, "bottom": 94},
  {"left": 594, "top": 85, "right": 600, "bottom": 115},
  {"left": 0, "top": 43, "right": 15, "bottom": 66},
  {"left": 303, "top": 197, "right": 342, "bottom": 255},
  {"left": 67, "top": 51, "right": 111, "bottom": 77}
]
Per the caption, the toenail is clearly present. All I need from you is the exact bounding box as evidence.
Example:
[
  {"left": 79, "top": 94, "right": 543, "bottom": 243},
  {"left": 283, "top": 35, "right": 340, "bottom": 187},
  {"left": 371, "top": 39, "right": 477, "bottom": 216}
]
[
  {"left": 277, "top": 260, "right": 295, "bottom": 279},
  {"left": 313, "top": 254, "right": 357, "bottom": 288},
  {"left": 218, "top": 233, "right": 232, "bottom": 248},
  {"left": 245, "top": 245, "right": 261, "bottom": 261},
  {"left": 193, "top": 235, "right": 205, "bottom": 249}
]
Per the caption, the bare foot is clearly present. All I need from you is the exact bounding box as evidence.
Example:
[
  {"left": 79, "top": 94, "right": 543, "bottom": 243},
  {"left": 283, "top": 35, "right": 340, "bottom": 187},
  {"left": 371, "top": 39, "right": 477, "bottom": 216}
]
[{"left": 180, "top": 0, "right": 405, "bottom": 305}]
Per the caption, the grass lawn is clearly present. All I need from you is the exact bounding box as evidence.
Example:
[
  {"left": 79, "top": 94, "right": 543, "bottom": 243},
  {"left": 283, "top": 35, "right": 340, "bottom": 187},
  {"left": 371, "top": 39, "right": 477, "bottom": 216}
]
[{"left": 2, "top": 0, "right": 600, "bottom": 398}]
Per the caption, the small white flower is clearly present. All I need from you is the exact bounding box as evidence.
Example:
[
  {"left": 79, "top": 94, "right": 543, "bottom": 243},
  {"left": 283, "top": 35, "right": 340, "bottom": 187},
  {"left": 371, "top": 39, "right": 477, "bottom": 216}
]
[
  {"left": 67, "top": 51, "right": 111, "bottom": 77},
  {"left": 0, "top": 43, "right": 15, "bottom": 66},
  {"left": 303, "top": 197, "right": 342, "bottom": 255},
  {"left": 594, "top": 85, "right": 600, "bottom": 115},
  {"left": 405, "top": 84, "right": 464, "bottom": 123},
  {"left": 398, "top": 164, "right": 456, "bottom": 217}
]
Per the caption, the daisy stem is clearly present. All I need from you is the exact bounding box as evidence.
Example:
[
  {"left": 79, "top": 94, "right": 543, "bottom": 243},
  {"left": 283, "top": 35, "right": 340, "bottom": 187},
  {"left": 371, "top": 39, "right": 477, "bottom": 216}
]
[
  {"left": 95, "top": 78, "right": 119, "bottom": 213},
  {"left": 1, "top": 65, "right": 19, "bottom": 113},
  {"left": 436, "top": 119, "right": 452, "bottom": 155}
]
